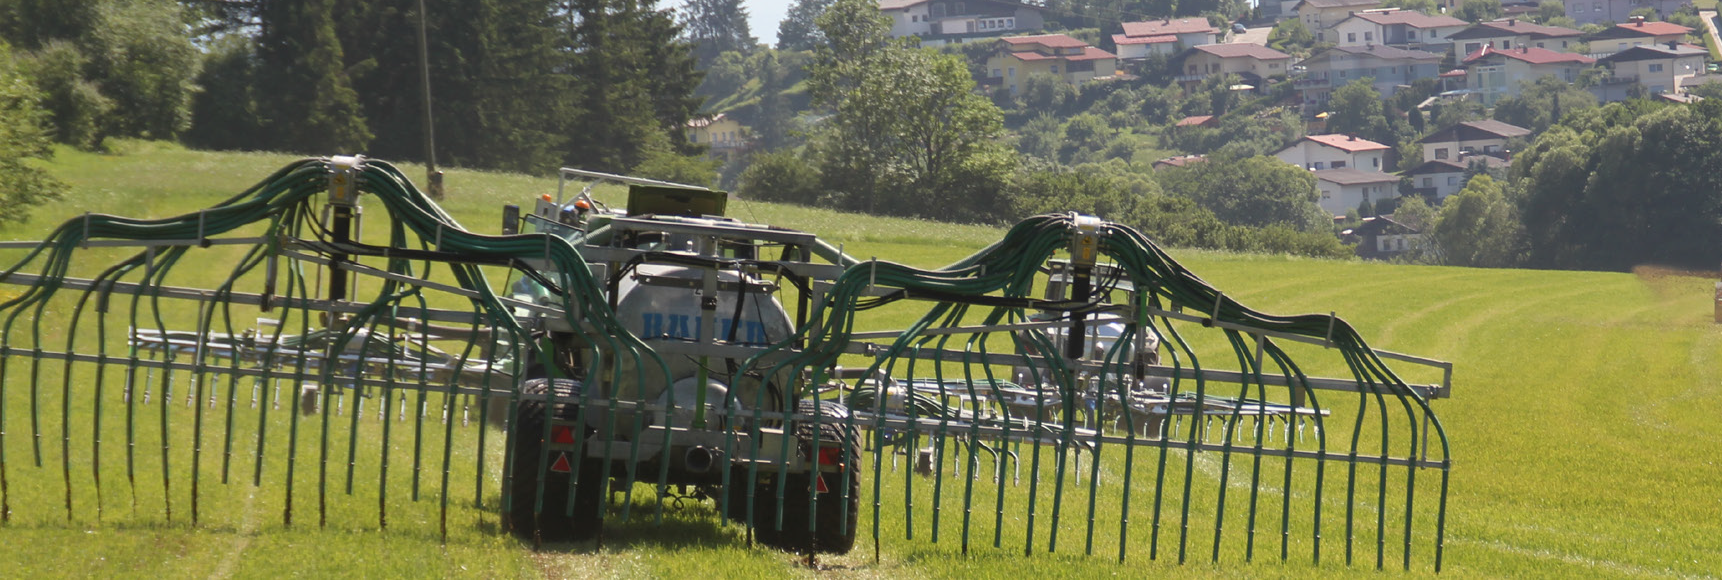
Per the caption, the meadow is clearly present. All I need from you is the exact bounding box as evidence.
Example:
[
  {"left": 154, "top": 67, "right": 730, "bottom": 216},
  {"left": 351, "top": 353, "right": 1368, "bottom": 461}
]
[{"left": 0, "top": 142, "right": 1718, "bottom": 578}]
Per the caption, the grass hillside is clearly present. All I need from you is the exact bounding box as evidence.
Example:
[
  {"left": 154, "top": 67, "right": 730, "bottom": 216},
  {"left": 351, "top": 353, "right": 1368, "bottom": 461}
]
[{"left": 0, "top": 143, "right": 1718, "bottom": 578}]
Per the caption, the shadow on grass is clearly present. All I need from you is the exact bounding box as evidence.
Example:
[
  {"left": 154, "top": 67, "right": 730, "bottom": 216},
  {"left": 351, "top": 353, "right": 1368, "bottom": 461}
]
[{"left": 519, "top": 492, "right": 749, "bottom": 554}]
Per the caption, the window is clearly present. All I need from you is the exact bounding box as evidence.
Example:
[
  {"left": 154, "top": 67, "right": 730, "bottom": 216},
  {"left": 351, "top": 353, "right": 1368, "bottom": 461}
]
[
  {"left": 1435, "top": 148, "right": 1449, "bottom": 160},
  {"left": 1536, "top": 42, "right": 1545, "bottom": 48},
  {"left": 1008, "top": 67, "right": 1015, "bottom": 78},
  {"left": 1447, "top": 176, "right": 1458, "bottom": 185},
  {"left": 1365, "top": 32, "right": 1374, "bottom": 42},
  {"left": 1333, "top": 160, "right": 1347, "bottom": 168},
  {"left": 931, "top": 3, "right": 945, "bottom": 17},
  {"left": 992, "top": 68, "right": 1001, "bottom": 77},
  {"left": 690, "top": 133, "right": 698, "bottom": 143},
  {"left": 1465, "top": 42, "right": 1482, "bottom": 53},
  {"left": 1594, "top": 2, "right": 1602, "bottom": 10},
  {"left": 1461, "top": 146, "right": 1474, "bottom": 154},
  {"left": 1050, "top": 64, "right": 1059, "bottom": 74},
  {"left": 1409, "top": 30, "right": 1418, "bottom": 39},
  {"left": 1348, "top": 32, "right": 1357, "bottom": 43},
  {"left": 1312, "top": 161, "right": 1327, "bottom": 169},
  {"left": 912, "top": 15, "right": 919, "bottom": 22},
  {"left": 1006, "top": 18, "right": 1014, "bottom": 28},
  {"left": 953, "top": 2, "right": 964, "bottom": 14},
  {"left": 1421, "top": 177, "right": 1433, "bottom": 187},
  {"left": 1650, "top": 63, "right": 1664, "bottom": 72},
  {"left": 1501, "top": 40, "right": 1512, "bottom": 49},
  {"left": 1362, "top": 188, "right": 1371, "bottom": 203},
  {"left": 1372, "top": 157, "right": 1380, "bottom": 168}
]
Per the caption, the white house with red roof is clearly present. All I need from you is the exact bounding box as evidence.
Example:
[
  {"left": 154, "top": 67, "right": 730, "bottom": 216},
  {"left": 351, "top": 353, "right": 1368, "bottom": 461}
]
[
  {"left": 1447, "top": 19, "right": 1583, "bottom": 61},
  {"left": 1313, "top": 168, "right": 1400, "bottom": 215},
  {"left": 1593, "top": 42, "right": 1709, "bottom": 100},
  {"left": 1462, "top": 46, "right": 1595, "bottom": 105},
  {"left": 877, "top": 0, "right": 1047, "bottom": 45},
  {"left": 1173, "top": 43, "right": 1295, "bottom": 89},
  {"left": 1111, "top": 18, "right": 1219, "bottom": 59},
  {"left": 1329, "top": 9, "right": 1467, "bottom": 52},
  {"left": 1587, "top": 19, "right": 1694, "bottom": 55},
  {"left": 985, "top": 34, "right": 1117, "bottom": 94},
  {"left": 1275, "top": 134, "right": 1391, "bottom": 173}
]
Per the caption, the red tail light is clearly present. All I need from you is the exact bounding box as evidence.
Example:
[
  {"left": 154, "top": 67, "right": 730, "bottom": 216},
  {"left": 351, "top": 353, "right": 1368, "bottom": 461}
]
[{"left": 817, "top": 447, "right": 844, "bottom": 468}]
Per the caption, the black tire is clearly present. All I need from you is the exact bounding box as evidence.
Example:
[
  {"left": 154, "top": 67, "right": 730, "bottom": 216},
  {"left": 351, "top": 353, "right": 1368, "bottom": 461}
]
[
  {"left": 507, "top": 378, "right": 603, "bottom": 542},
  {"left": 751, "top": 400, "right": 860, "bottom": 554}
]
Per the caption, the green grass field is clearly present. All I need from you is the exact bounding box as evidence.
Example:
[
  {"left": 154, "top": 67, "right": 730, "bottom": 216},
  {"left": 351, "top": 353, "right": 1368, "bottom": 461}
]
[{"left": 1, "top": 143, "right": 1719, "bottom": 578}]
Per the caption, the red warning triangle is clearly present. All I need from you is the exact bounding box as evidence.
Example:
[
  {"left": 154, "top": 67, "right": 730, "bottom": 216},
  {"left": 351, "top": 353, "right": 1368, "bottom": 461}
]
[
  {"left": 814, "top": 473, "right": 829, "bottom": 494},
  {"left": 549, "top": 452, "right": 572, "bottom": 473}
]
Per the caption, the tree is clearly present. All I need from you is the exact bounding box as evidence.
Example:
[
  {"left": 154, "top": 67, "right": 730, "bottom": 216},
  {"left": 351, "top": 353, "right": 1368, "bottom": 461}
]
[
  {"left": 683, "top": 0, "right": 755, "bottom": 67},
  {"left": 17, "top": 40, "right": 109, "bottom": 150},
  {"left": 1493, "top": 75, "right": 1597, "bottom": 133},
  {"left": 1458, "top": 0, "right": 1504, "bottom": 22},
  {"left": 806, "top": 0, "right": 1014, "bottom": 220},
  {"left": 0, "top": 0, "right": 99, "bottom": 50},
  {"left": 1157, "top": 155, "right": 1328, "bottom": 231},
  {"left": 751, "top": 50, "right": 795, "bottom": 152},
  {"left": 737, "top": 149, "right": 820, "bottom": 203},
  {"left": 255, "top": 0, "right": 373, "bottom": 154},
  {"left": 0, "top": 42, "right": 64, "bottom": 228},
  {"left": 1326, "top": 78, "right": 1385, "bottom": 137},
  {"left": 1536, "top": 0, "right": 1565, "bottom": 24},
  {"left": 1433, "top": 174, "right": 1523, "bottom": 267},
  {"left": 1383, "top": 0, "right": 1439, "bottom": 14},
  {"left": 80, "top": 0, "right": 201, "bottom": 141},
  {"left": 1267, "top": 19, "right": 1315, "bottom": 54},
  {"left": 777, "top": 0, "right": 835, "bottom": 51},
  {"left": 1515, "top": 103, "right": 1722, "bottom": 271},
  {"left": 564, "top": 0, "right": 705, "bottom": 172}
]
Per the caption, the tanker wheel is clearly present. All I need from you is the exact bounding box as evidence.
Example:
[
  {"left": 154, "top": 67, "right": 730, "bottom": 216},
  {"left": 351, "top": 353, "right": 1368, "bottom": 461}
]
[
  {"left": 752, "top": 400, "right": 860, "bottom": 554},
  {"left": 508, "top": 378, "right": 603, "bottom": 542}
]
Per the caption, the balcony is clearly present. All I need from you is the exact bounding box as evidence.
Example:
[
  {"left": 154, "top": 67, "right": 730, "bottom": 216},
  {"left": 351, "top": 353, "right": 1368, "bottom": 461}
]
[{"left": 1293, "top": 75, "right": 1332, "bottom": 88}]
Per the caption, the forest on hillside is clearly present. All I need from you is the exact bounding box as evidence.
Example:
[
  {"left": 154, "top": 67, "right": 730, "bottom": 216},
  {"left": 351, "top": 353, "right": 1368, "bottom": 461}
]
[{"left": 0, "top": 0, "right": 1718, "bottom": 271}]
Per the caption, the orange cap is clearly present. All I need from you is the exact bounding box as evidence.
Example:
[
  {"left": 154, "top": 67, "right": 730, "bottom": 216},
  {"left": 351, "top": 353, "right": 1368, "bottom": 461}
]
[
  {"left": 574, "top": 199, "right": 591, "bottom": 210},
  {"left": 540, "top": 193, "right": 553, "bottom": 202}
]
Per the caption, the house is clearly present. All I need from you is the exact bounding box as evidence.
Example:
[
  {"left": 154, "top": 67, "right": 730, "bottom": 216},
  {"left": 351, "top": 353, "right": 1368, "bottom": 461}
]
[
  {"left": 1173, "top": 43, "right": 1295, "bottom": 89},
  {"left": 1111, "top": 18, "right": 1219, "bottom": 59},
  {"left": 1329, "top": 9, "right": 1468, "bottom": 51},
  {"left": 1461, "top": 46, "right": 1595, "bottom": 105},
  {"left": 1175, "top": 115, "right": 1219, "bottom": 127},
  {"left": 986, "top": 34, "right": 1118, "bottom": 94},
  {"left": 1342, "top": 216, "right": 1423, "bottom": 260},
  {"left": 1418, "top": 120, "right": 1530, "bottom": 163},
  {"left": 1275, "top": 133, "right": 1391, "bottom": 172},
  {"left": 687, "top": 114, "right": 745, "bottom": 155},
  {"left": 1401, "top": 155, "right": 1510, "bottom": 200},
  {"left": 1314, "top": 168, "right": 1400, "bottom": 215},
  {"left": 878, "top": 0, "right": 1047, "bottom": 45},
  {"left": 1447, "top": 19, "right": 1583, "bottom": 62},
  {"left": 1293, "top": 0, "right": 1384, "bottom": 41},
  {"left": 1587, "top": 19, "right": 1693, "bottom": 55},
  {"left": 1566, "top": 0, "right": 1693, "bottom": 26},
  {"left": 1294, "top": 45, "right": 1444, "bottom": 108},
  {"left": 1152, "top": 154, "right": 1208, "bottom": 170},
  {"left": 1592, "top": 42, "right": 1708, "bottom": 100}
]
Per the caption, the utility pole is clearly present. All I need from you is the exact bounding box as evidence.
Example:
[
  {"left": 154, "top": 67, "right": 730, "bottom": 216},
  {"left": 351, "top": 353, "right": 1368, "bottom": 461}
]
[{"left": 417, "top": 0, "right": 444, "bottom": 199}]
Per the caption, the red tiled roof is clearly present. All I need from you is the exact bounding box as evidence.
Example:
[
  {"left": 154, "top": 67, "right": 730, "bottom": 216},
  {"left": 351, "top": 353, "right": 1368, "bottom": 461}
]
[
  {"left": 1000, "top": 34, "right": 1090, "bottom": 48},
  {"left": 1352, "top": 10, "right": 1466, "bottom": 28},
  {"left": 1112, "top": 33, "right": 1177, "bottom": 45},
  {"left": 1121, "top": 19, "right": 1217, "bottom": 38},
  {"left": 1008, "top": 45, "right": 1116, "bottom": 62},
  {"left": 1616, "top": 21, "right": 1692, "bottom": 36},
  {"left": 1463, "top": 46, "right": 1594, "bottom": 65},
  {"left": 1176, "top": 115, "right": 1216, "bottom": 127},
  {"left": 1190, "top": 42, "right": 1293, "bottom": 60},
  {"left": 1305, "top": 134, "right": 1390, "bottom": 152}
]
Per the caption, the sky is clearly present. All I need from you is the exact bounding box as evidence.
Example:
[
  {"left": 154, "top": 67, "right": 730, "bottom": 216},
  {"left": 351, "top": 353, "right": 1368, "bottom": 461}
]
[{"left": 746, "top": 0, "right": 795, "bottom": 47}]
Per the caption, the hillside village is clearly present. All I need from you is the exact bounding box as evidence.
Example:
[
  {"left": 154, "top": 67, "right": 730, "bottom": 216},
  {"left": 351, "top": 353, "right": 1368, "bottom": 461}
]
[
  {"left": 689, "top": 0, "right": 1722, "bottom": 269},
  {"left": 0, "top": 0, "right": 1718, "bottom": 274}
]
